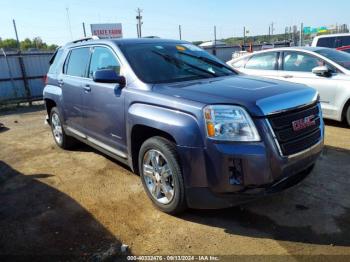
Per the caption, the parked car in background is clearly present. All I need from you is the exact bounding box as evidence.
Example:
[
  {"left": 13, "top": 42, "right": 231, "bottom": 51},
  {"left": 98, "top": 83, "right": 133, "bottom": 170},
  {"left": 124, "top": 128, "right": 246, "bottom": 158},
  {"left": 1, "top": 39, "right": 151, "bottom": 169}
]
[
  {"left": 337, "top": 45, "right": 350, "bottom": 53},
  {"left": 44, "top": 38, "right": 324, "bottom": 214},
  {"left": 227, "top": 47, "right": 350, "bottom": 126},
  {"left": 312, "top": 33, "right": 350, "bottom": 49}
]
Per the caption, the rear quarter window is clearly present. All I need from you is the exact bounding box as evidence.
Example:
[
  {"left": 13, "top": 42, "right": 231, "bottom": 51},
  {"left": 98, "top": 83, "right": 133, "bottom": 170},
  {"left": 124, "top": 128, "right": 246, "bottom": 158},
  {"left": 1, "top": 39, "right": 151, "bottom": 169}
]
[
  {"left": 48, "top": 49, "right": 63, "bottom": 75},
  {"left": 231, "top": 57, "right": 249, "bottom": 68}
]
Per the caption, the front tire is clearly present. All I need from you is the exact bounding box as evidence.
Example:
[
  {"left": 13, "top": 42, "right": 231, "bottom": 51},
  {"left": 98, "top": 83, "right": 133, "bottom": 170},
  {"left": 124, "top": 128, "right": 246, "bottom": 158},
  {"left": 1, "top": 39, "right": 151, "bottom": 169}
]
[
  {"left": 49, "top": 107, "right": 75, "bottom": 149},
  {"left": 138, "top": 137, "right": 187, "bottom": 214}
]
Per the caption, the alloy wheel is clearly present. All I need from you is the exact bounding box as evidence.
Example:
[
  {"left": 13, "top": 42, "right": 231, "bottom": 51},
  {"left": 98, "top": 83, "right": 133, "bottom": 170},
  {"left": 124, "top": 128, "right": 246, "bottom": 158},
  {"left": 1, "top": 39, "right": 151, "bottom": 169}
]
[{"left": 142, "top": 149, "right": 175, "bottom": 204}]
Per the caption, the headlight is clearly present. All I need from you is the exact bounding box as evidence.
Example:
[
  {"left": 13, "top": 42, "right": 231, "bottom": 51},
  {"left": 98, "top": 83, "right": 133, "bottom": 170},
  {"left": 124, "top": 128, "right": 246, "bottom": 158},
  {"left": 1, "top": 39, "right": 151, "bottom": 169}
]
[{"left": 203, "top": 105, "right": 260, "bottom": 141}]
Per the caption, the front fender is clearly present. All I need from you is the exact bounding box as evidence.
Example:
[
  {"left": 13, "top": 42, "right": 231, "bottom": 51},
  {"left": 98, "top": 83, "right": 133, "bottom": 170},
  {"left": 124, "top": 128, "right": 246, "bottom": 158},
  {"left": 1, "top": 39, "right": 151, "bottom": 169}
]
[{"left": 127, "top": 103, "right": 204, "bottom": 147}]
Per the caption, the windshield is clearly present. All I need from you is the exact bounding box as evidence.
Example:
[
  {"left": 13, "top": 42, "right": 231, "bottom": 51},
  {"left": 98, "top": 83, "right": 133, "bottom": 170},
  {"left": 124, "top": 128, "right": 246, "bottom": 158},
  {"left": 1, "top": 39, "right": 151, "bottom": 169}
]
[
  {"left": 315, "top": 48, "right": 350, "bottom": 70},
  {"left": 120, "top": 42, "right": 235, "bottom": 84}
]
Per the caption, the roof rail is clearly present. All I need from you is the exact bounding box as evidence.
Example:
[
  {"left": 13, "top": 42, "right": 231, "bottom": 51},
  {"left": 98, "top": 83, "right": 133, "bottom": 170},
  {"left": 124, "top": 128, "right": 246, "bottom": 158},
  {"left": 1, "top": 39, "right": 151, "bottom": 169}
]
[{"left": 70, "top": 36, "right": 99, "bottom": 44}]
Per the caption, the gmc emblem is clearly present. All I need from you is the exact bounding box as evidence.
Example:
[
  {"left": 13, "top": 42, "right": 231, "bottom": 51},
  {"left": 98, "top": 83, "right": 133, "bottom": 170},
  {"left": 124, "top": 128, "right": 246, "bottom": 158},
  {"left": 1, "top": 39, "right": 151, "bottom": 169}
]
[{"left": 292, "top": 115, "right": 316, "bottom": 131}]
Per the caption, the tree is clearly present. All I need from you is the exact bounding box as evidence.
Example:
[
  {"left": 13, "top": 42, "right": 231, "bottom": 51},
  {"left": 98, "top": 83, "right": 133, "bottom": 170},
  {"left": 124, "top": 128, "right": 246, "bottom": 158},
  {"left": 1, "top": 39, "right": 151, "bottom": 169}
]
[
  {"left": 0, "top": 38, "right": 18, "bottom": 49},
  {"left": 0, "top": 37, "right": 58, "bottom": 51},
  {"left": 20, "top": 38, "right": 33, "bottom": 50}
]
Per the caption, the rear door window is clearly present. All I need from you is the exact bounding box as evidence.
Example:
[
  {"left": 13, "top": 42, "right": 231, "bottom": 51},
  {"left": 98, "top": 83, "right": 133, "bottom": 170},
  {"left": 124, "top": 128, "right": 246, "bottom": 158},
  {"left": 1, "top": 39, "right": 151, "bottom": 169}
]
[
  {"left": 245, "top": 52, "right": 278, "bottom": 70},
  {"left": 65, "top": 47, "right": 91, "bottom": 77}
]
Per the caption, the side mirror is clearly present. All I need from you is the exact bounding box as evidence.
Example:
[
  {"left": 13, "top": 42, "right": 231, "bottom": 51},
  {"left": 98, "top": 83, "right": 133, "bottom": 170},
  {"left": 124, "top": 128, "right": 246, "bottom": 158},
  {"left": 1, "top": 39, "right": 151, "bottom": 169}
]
[
  {"left": 312, "top": 66, "right": 331, "bottom": 77},
  {"left": 93, "top": 69, "right": 126, "bottom": 87}
]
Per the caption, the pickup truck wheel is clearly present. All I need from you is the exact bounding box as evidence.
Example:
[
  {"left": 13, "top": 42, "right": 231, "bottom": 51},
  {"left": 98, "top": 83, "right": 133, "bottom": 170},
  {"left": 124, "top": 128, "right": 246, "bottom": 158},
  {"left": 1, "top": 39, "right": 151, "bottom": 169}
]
[
  {"left": 50, "top": 107, "right": 75, "bottom": 149},
  {"left": 139, "top": 137, "right": 186, "bottom": 214}
]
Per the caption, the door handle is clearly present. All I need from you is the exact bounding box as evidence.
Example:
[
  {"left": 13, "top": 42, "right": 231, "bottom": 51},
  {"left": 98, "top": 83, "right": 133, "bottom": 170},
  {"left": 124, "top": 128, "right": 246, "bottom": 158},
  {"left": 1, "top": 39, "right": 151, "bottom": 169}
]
[
  {"left": 83, "top": 85, "right": 91, "bottom": 92},
  {"left": 282, "top": 75, "right": 293, "bottom": 79},
  {"left": 57, "top": 79, "right": 64, "bottom": 86}
]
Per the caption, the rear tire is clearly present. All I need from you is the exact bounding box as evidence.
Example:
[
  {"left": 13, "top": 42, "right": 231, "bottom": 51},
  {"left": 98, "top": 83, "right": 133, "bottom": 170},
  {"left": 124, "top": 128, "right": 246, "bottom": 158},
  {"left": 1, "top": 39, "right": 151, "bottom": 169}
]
[
  {"left": 49, "top": 107, "right": 75, "bottom": 149},
  {"left": 138, "top": 136, "right": 187, "bottom": 214}
]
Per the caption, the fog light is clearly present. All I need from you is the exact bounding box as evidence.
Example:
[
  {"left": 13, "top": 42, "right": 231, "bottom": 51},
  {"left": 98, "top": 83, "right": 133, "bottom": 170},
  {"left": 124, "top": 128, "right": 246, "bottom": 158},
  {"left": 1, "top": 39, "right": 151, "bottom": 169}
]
[{"left": 229, "top": 158, "right": 243, "bottom": 185}]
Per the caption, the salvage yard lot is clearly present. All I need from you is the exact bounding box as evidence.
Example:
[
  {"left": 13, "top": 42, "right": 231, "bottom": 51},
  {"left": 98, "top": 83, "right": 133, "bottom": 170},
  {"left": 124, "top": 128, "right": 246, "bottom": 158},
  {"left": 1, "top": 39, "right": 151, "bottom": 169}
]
[{"left": 1, "top": 105, "right": 350, "bottom": 258}]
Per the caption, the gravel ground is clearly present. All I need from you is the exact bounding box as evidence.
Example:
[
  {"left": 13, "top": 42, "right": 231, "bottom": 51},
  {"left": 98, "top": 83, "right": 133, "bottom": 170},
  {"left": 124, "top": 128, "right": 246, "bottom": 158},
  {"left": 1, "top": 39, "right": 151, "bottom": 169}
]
[{"left": 0, "top": 105, "right": 350, "bottom": 260}]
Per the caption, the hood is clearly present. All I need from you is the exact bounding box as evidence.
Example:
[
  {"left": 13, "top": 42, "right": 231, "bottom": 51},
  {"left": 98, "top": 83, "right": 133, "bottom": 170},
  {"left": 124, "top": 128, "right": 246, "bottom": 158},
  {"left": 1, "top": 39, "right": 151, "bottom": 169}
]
[{"left": 153, "top": 75, "right": 318, "bottom": 117}]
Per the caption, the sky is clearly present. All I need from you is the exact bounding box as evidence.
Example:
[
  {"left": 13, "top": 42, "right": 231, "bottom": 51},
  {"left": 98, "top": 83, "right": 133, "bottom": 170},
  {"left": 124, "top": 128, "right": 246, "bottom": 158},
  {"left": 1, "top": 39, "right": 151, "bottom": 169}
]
[{"left": 1, "top": 0, "right": 349, "bottom": 45}]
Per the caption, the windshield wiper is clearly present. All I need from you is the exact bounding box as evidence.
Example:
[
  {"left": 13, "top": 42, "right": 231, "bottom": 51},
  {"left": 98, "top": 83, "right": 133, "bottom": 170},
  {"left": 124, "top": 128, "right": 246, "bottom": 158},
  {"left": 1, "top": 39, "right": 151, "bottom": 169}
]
[
  {"left": 177, "top": 51, "right": 234, "bottom": 72},
  {"left": 152, "top": 50, "right": 218, "bottom": 77}
]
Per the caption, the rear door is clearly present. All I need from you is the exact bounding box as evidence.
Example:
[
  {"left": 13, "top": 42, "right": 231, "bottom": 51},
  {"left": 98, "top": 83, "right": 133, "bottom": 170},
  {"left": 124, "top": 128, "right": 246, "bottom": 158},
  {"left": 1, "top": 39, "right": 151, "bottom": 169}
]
[
  {"left": 238, "top": 52, "right": 281, "bottom": 79},
  {"left": 60, "top": 47, "right": 91, "bottom": 132}
]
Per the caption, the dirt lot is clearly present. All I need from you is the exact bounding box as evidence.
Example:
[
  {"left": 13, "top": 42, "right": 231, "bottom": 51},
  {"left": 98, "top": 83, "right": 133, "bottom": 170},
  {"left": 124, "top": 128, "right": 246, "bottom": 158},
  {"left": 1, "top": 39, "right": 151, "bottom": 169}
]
[{"left": 1, "top": 105, "right": 350, "bottom": 259}]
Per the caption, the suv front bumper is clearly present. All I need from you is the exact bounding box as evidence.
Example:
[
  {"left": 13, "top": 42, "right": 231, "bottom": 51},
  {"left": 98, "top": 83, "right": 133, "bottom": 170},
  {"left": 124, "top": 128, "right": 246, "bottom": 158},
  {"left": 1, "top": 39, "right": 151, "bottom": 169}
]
[{"left": 177, "top": 118, "right": 324, "bottom": 209}]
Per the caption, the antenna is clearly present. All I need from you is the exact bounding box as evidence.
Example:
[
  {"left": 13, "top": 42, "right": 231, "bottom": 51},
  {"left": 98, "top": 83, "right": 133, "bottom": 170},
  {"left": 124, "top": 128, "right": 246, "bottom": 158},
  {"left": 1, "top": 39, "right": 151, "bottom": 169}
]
[{"left": 66, "top": 7, "right": 73, "bottom": 40}]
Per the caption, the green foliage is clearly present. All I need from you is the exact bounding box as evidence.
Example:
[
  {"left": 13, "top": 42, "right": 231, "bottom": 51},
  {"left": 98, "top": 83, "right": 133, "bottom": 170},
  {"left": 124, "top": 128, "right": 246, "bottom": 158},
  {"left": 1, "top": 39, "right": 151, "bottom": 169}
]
[
  {"left": 224, "top": 33, "right": 291, "bottom": 45},
  {"left": 0, "top": 37, "right": 58, "bottom": 51},
  {"left": 0, "top": 38, "right": 18, "bottom": 49}
]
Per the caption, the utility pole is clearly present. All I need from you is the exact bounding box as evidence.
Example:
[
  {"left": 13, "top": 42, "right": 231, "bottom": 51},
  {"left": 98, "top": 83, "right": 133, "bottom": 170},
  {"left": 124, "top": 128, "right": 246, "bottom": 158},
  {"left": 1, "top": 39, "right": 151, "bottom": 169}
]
[
  {"left": 213, "top": 25, "right": 217, "bottom": 55},
  {"left": 13, "top": 19, "right": 31, "bottom": 105},
  {"left": 270, "top": 22, "right": 274, "bottom": 44},
  {"left": 285, "top": 26, "right": 288, "bottom": 43},
  {"left": 271, "top": 22, "right": 274, "bottom": 36},
  {"left": 179, "top": 25, "right": 182, "bottom": 40},
  {"left": 268, "top": 26, "right": 271, "bottom": 43},
  {"left": 136, "top": 8, "right": 143, "bottom": 38},
  {"left": 299, "top": 22, "right": 303, "bottom": 46},
  {"left": 82, "top": 22, "right": 87, "bottom": 37},
  {"left": 12, "top": 19, "right": 20, "bottom": 49},
  {"left": 243, "top": 26, "right": 246, "bottom": 45}
]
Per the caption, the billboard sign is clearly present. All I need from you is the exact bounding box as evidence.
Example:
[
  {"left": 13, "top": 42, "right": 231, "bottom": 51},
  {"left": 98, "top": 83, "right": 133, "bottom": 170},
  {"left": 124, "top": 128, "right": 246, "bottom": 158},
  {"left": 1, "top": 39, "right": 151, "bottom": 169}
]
[
  {"left": 303, "top": 26, "right": 328, "bottom": 35},
  {"left": 90, "top": 23, "right": 123, "bottom": 39}
]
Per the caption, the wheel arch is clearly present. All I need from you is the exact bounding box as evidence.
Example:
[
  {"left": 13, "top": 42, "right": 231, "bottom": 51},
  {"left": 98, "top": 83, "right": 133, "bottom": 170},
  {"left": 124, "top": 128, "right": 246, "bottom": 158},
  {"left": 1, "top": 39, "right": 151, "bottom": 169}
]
[
  {"left": 341, "top": 97, "right": 350, "bottom": 122},
  {"left": 44, "top": 98, "right": 57, "bottom": 120},
  {"left": 130, "top": 125, "right": 177, "bottom": 174}
]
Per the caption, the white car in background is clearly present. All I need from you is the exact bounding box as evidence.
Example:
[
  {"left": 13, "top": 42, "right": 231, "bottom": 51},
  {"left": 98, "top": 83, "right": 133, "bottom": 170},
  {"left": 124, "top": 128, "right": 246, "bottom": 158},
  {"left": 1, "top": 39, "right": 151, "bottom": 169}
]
[
  {"left": 227, "top": 47, "right": 350, "bottom": 126},
  {"left": 312, "top": 33, "right": 350, "bottom": 48}
]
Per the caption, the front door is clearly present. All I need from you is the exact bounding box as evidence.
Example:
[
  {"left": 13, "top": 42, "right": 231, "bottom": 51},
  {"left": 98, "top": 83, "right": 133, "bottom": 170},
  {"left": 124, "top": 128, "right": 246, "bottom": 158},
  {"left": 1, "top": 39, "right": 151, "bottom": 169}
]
[
  {"left": 82, "top": 46, "right": 126, "bottom": 155},
  {"left": 276, "top": 51, "right": 340, "bottom": 118}
]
